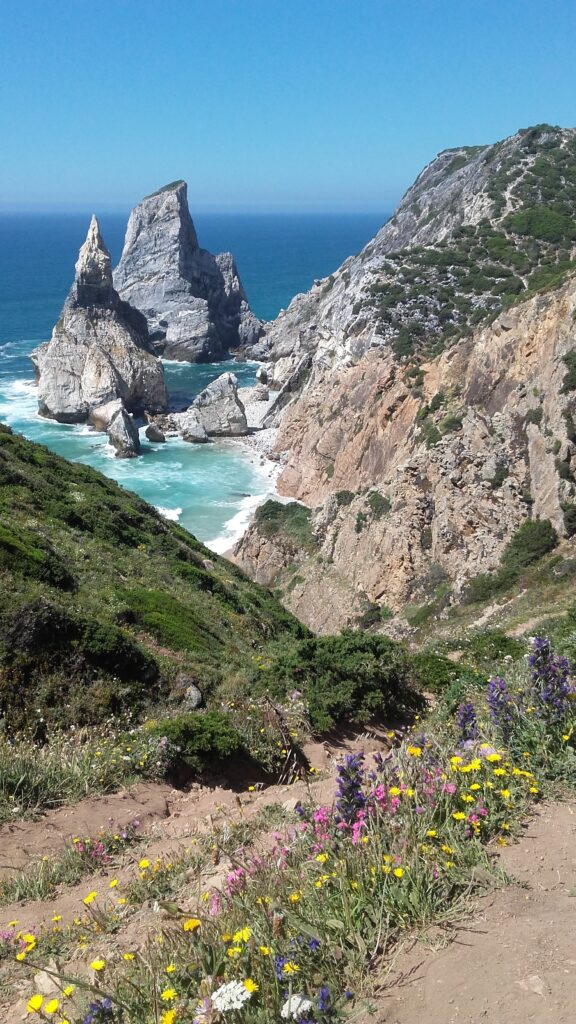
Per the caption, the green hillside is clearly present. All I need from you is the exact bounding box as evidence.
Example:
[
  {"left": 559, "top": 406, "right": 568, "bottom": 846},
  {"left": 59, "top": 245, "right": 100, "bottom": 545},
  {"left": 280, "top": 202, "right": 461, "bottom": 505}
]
[{"left": 0, "top": 424, "right": 307, "bottom": 733}]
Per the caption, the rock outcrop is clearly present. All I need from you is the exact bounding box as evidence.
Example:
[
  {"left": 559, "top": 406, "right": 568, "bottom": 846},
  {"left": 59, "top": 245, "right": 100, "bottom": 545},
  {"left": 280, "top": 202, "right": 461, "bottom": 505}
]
[
  {"left": 233, "top": 126, "right": 576, "bottom": 632},
  {"left": 113, "top": 181, "right": 263, "bottom": 361},
  {"left": 107, "top": 404, "right": 141, "bottom": 458},
  {"left": 31, "top": 217, "right": 168, "bottom": 423},
  {"left": 153, "top": 372, "right": 248, "bottom": 442}
]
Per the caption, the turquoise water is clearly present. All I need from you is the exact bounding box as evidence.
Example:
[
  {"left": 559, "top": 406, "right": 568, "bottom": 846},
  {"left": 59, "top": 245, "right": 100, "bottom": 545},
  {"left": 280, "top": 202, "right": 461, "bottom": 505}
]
[{"left": 0, "top": 212, "right": 386, "bottom": 547}]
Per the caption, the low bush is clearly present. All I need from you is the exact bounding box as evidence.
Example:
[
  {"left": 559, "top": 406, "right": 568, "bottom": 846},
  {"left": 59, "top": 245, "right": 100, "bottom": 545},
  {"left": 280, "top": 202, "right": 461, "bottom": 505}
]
[{"left": 145, "top": 711, "right": 245, "bottom": 774}]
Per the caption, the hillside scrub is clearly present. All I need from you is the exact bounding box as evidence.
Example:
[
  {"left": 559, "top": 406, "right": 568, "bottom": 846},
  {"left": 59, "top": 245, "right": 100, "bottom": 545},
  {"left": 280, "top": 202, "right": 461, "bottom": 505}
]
[{"left": 16, "top": 636, "right": 575, "bottom": 1024}]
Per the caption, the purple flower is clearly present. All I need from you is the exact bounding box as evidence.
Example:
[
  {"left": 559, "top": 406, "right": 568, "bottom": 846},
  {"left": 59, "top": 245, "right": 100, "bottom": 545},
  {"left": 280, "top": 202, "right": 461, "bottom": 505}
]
[
  {"left": 335, "top": 753, "right": 366, "bottom": 825},
  {"left": 456, "top": 702, "right": 478, "bottom": 741},
  {"left": 487, "top": 676, "right": 515, "bottom": 740},
  {"left": 318, "top": 985, "right": 331, "bottom": 1011},
  {"left": 529, "top": 636, "right": 572, "bottom": 722},
  {"left": 309, "top": 938, "right": 321, "bottom": 952},
  {"left": 275, "top": 954, "right": 288, "bottom": 980}
]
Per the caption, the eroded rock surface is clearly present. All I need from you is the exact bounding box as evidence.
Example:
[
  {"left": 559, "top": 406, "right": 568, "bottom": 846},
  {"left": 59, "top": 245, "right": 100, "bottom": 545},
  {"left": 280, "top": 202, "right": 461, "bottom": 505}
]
[
  {"left": 113, "top": 181, "right": 262, "bottom": 361},
  {"left": 32, "top": 216, "right": 167, "bottom": 423}
]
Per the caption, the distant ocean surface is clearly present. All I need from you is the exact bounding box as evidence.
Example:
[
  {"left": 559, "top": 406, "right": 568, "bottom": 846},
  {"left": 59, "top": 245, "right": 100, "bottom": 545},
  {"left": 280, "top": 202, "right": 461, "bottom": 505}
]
[{"left": 0, "top": 212, "right": 385, "bottom": 548}]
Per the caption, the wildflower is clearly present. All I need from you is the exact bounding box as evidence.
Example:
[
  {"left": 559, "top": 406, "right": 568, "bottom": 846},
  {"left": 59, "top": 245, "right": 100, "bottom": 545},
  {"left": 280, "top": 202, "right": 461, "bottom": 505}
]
[
  {"left": 232, "top": 926, "right": 252, "bottom": 943},
  {"left": 83, "top": 891, "right": 97, "bottom": 905},
  {"left": 282, "top": 961, "right": 300, "bottom": 974},
  {"left": 393, "top": 867, "right": 405, "bottom": 878},
  {"left": 315, "top": 852, "right": 329, "bottom": 863},
  {"left": 335, "top": 753, "right": 366, "bottom": 825},
  {"left": 161, "top": 989, "right": 176, "bottom": 1001},
  {"left": 487, "top": 677, "right": 515, "bottom": 740},
  {"left": 456, "top": 702, "right": 478, "bottom": 741},
  {"left": 529, "top": 636, "right": 571, "bottom": 722},
  {"left": 452, "top": 811, "right": 466, "bottom": 821},
  {"left": 109, "top": 879, "right": 118, "bottom": 888},
  {"left": 139, "top": 859, "right": 150, "bottom": 869},
  {"left": 90, "top": 958, "right": 106, "bottom": 971},
  {"left": 318, "top": 985, "right": 331, "bottom": 1011},
  {"left": 63, "top": 986, "right": 74, "bottom": 997},
  {"left": 183, "top": 918, "right": 201, "bottom": 932},
  {"left": 499, "top": 789, "right": 511, "bottom": 800},
  {"left": 162, "top": 1012, "right": 176, "bottom": 1024},
  {"left": 426, "top": 829, "right": 437, "bottom": 838},
  {"left": 259, "top": 946, "right": 270, "bottom": 955},
  {"left": 44, "top": 1000, "right": 59, "bottom": 1015},
  {"left": 27, "top": 995, "right": 43, "bottom": 1013},
  {"left": 51, "top": 915, "right": 61, "bottom": 923},
  {"left": 289, "top": 891, "right": 301, "bottom": 903},
  {"left": 243, "top": 978, "right": 259, "bottom": 992},
  {"left": 309, "top": 938, "right": 321, "bottom": 951},
  {"left": 281, "top": 994, "right": 313, "bottom": 1019},
  {"left": 407, "top": 745, "right": 422, "bottom": 757},
  {"left": 122, "top": 952, "right": 135, "bottom": 960},
  {"left": 227, "top": 946, "right": 242, "bottom": 958},
  {"left": 211, "top": 979, "right": 252, "bottom": 1011},
  {"left": 165, "top": 964, "right": 176, "bottom": 973}
]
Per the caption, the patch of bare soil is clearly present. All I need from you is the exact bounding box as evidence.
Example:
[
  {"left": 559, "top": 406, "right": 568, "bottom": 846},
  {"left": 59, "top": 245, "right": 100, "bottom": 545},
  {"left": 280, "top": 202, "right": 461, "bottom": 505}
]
[{"left": 373, "top": 801, "right": 576, "bottom": 1024}]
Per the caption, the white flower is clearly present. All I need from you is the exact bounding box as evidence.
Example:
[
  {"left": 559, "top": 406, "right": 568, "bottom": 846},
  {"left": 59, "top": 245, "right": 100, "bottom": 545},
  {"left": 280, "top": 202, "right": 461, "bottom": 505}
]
[
  {"left": 281, "top": 994, "right": 313, "bottom": 1019},
  {"left": 211, "top": 980, "right": 252, "bottom": 1012}
]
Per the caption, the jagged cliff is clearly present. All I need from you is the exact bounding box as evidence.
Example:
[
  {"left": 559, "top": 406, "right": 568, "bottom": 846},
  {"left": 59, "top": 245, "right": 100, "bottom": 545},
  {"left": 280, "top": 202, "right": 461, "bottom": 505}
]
[
  {"left": 113, "top": 181, "right": 263, "bottom": 361},
  {"left": 31, "top": 216, "right": 167, "bottom": 424},
  {"left": 233, "top": 125, "right": 576, "bottom": 633}
]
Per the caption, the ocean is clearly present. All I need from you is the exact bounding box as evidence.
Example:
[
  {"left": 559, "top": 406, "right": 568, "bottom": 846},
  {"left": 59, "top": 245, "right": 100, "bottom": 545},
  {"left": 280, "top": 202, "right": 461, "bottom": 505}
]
[{"left": 0, "top": 211, "right": 385, "bottom": 548}]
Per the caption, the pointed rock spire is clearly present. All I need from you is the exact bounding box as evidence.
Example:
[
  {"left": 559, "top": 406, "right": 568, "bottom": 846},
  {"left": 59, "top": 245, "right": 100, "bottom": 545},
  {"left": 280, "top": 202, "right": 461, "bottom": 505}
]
[{"left": 71, "top": 215, "right": 115, "bottom": 307}]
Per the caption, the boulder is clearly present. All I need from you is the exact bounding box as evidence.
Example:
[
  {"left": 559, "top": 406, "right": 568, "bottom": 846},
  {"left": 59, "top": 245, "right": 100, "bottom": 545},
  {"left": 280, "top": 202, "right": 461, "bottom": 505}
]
[
  {"left": 189, "top": 372, "right": 248, "bottom": 436},
  {"left": 107, "top": 405, "right": 141, "bottom": 458},
  {"left": 89, "top": 398, "right": 123, "bottom": 432},
  {"left": 145, "top": 423, "right": 166, "bottom": 443},
  {"left": 256, "top": 365, "right": 268, "bottom": 384},
  {"left": 113, "top": 181, "right": 263, "bottom": 361},
  {"left": 252, "top": 383, "right": 270, "bottom": 402},
  {"left": 31, "top": 216, "right": 167, "bottom": 423}
]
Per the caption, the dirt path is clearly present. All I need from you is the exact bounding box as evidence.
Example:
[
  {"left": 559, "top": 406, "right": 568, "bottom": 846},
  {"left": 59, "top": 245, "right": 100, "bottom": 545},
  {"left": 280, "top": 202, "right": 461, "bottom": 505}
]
[{"left": 376, "top": 800, "right": 576, "bottom": 1024}]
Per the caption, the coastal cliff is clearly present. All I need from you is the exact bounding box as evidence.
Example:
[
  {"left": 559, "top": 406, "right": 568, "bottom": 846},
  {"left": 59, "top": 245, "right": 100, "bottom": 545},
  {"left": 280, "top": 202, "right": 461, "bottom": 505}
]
[
  {"left": 113, "top": 181, "right": 263, "bottom": 361},
  {"left": 233, "top": 125, "right": 576, "bottom": 632}
]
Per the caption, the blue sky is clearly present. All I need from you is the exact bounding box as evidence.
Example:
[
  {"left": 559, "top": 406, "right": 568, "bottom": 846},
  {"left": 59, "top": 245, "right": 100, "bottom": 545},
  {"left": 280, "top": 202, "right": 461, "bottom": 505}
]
[{"left": 1, "top": 0, "right": 575, "bottom": 212}]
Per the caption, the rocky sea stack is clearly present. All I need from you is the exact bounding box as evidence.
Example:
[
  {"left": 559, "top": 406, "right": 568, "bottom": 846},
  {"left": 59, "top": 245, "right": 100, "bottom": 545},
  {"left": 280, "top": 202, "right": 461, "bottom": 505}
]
[
  {"left": 113, "top": 180, "right": 263, "bottom": 361},
  {"left": 31, "top": 216, "right": 168, "bottom": 424}
]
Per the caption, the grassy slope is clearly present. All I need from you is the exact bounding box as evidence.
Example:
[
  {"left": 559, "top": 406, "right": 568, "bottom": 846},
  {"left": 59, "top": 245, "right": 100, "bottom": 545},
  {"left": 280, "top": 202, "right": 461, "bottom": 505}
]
[{"left": 0, "top": 424, "right": 306, "bottom": 731}]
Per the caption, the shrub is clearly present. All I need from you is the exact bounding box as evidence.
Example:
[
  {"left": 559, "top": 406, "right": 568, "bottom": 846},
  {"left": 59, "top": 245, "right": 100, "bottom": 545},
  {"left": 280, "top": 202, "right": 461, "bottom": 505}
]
[
  {"left": 335, "top": 490, "right": 354, "bottom": 507},
  {"left": 366, "top": 491, "right": 391, "bottom": 519},
  {"left": 525, "top": 407, "right": 543, "bottom": 426},
  {"left": 254, "top": 501, "right": 315, "bottom": 549},
  {"left": 409, "top": 650, "right": 459, "bottom": 693},
  {"left": 464, "top": 519, "right": 558, "bottom": 603},
  {"left": 561, "top": 349, "right": 576, "bottom": 393},
  {"left": 145, "top": 711, "right": 245, "bottom": 774},
  {"left": 252, "top": 631, "right": 424, "bottom": 733},
  {"left": 562, "top": 503, "right": 576, "bottom": 537}
]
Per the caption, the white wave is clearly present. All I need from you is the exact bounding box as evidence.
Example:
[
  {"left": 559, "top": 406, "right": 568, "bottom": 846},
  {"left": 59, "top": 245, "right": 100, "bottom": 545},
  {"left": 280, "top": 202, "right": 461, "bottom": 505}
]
[
  {"left": 206, "top": 490, "right": 273, "bottom": 555},
  {"left": 156, "top": 506, "right": 183, "bottom": 522}
]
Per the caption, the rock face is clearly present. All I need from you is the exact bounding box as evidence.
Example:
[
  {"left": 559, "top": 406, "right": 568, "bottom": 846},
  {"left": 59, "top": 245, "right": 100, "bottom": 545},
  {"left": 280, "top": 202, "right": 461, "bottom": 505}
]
[
  {"left": 233, "top": 126, "right": 576, "bottom": 632},
  {"left": 107, "top": 404, "right": 141, "bottom": 458},
  {"left": 145, "top": 423, "right": 166, "bottom": 443},
  {"left": 153, "top": 372, "right": 248, "bottom": 442},
  {"left": 31, "top": 217, "right": 168, "bottom": 423},
  {"left": 113, "top": 181, "right": 263, "bottom": 361}
]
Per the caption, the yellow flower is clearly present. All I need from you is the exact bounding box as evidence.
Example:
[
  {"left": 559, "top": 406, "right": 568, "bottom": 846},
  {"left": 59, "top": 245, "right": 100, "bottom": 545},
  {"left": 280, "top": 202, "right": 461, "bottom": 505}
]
[
  {"left": 486, "top": 753, "right": 501, "bottom": 763},
  {"left": 63, "top": 986, "right": 74, "bottom": 997},
  {"left": 461, "top": 794, "right": 474, "bottom": 803},
  {"left": 161, "top": 988, "right": 176, "bottom": 1001},
  {"left": 393, "top": 867, "right": 405, "bottom": 878},
  {"left": 444, "top": 861, "right": 455, "bottom": 869},
  {"left": 450, "top": 755, "right": 463, "bottom": 765},
  {"left": 452, "top": 811, "right": 466, "bottom": 821},
  {"left": 389, "top": 786, "right": 401, "bottom": 796},
  {"left": 51, "top": 915, "right": 62, "bottom": 923},
  {"left": 315, "top": 853, "right": 329, "bottom": 863},
  {"left": 282, "top": 961, "right": 300, "bottom": 974},
  {"left": 426, "top": 830, "right": 437, "bottom": 837},
  {"left": 139, "top": 859, "right": 150, "bottom": 869},
  {"left": 233, "top": 927, "right": 252, "bottom": 943},
  {"left": 165, "top": 964, "right": 176, "bottom": 973},
  {"left": 16, "top": 951, "right": 26, "bottom": 962},
  {"left": 441, "top": 844, "right": 454, "bottom": 854},
  {"left": 90, "top": 959, "right": 106, "bottom": 971},
  {"left": 530, "top": 786, "right": 539, "bottom": 794},
  {"left": 227, "top": 946, "right": 242, "bottom": 958},
  {"left": 382, "top": 865, "right": 391, "bottom": 874},
  {"left": 161, "top": 1012, "right": 176, "bottom": 1024},
  {"left": 470, "top": 783, "right": 481, "bottom": 791},
  {"left": 27, "top": 995, "right": 44, "bottom": 1013},
  {"left": 407, "top": 745, "right": 422, "bottom": 757},
  {"left": 83, "top": 891, "right": 97, "bottom": 905},
  {"left": 183, "top": 918, "right": 201, "bottom": 932},
  {"left": 243, "top": 978, "right": 259, "bottom": 992},
  {"left": 44, "top": 999, "right": 60, "bottom": 1015},
  {"left": 499, "top": 789, "right": 510, "bottom": 799},
  {"left": 493, "top": 768, "right": 507, "bottom": 776},
  {"left": 290, "top": 892, "right": 301, "bottom": 902},
  {"left": 122, "top": 953, "right": 135, "bottom": 961},
  {"left": 117, "top": 897, "right": 127, "bottom": 905},
  {"left": 259, "top": 946, "right": 270, "bottom": 955},
  {"left": 109, "top": 879, "right": 119, "bottom": 888}
]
